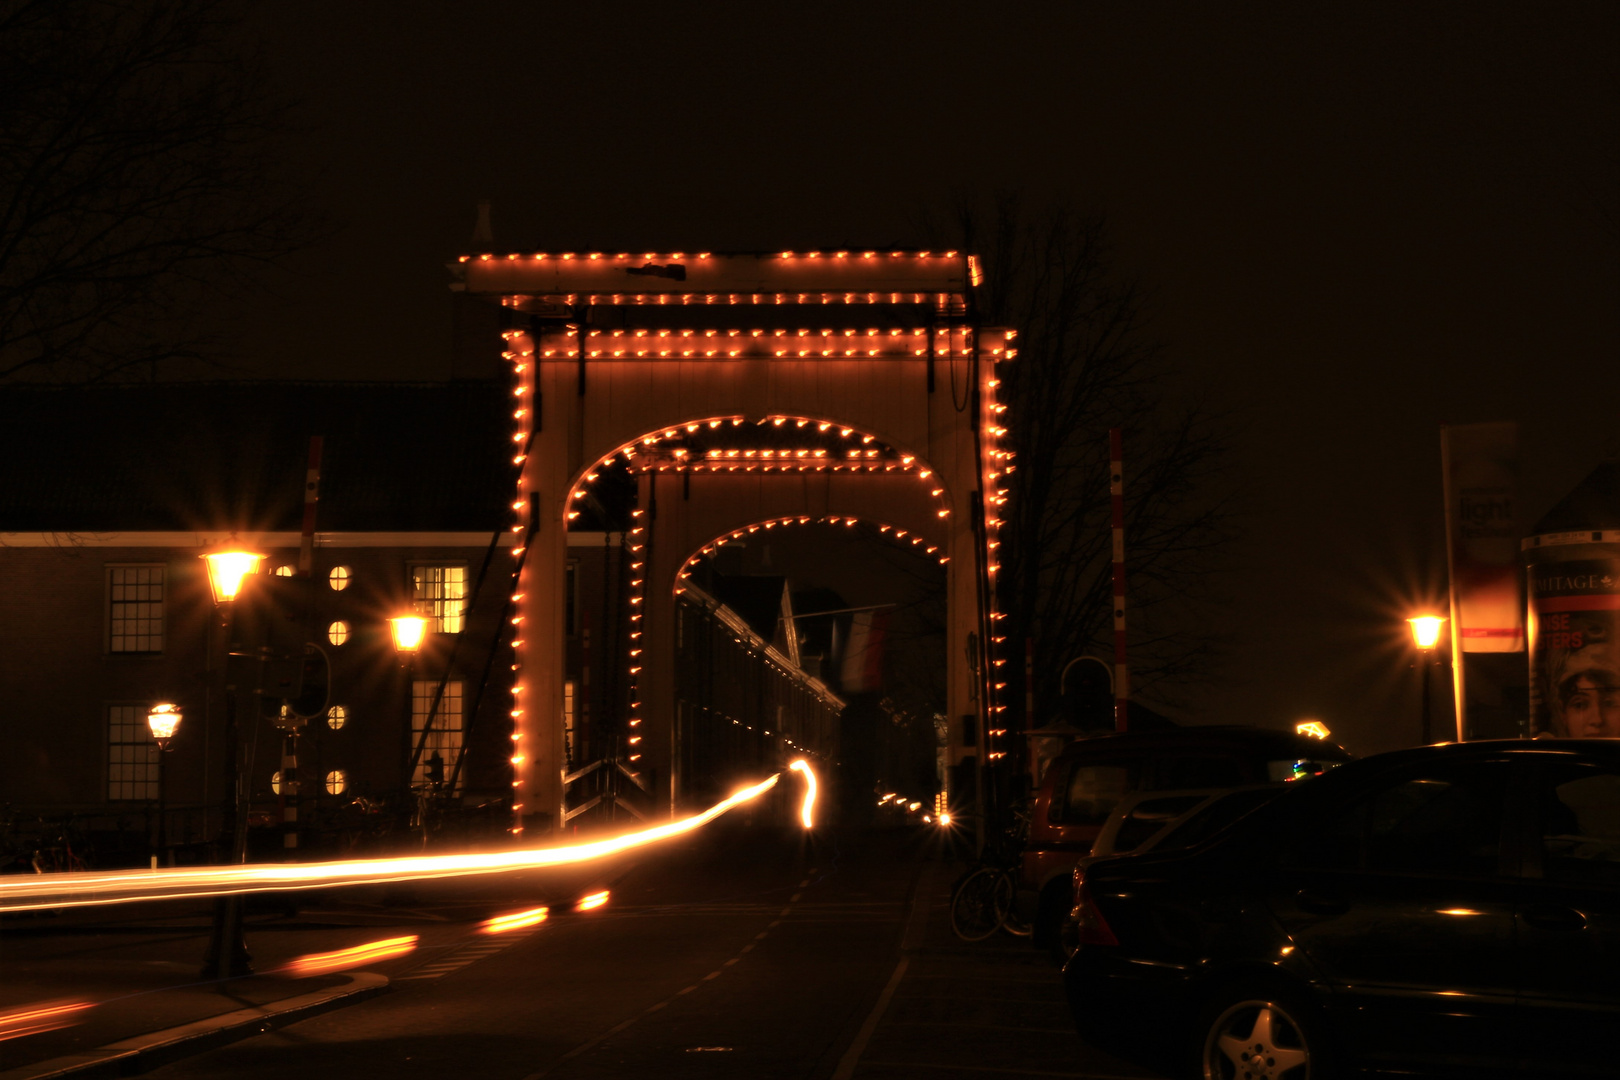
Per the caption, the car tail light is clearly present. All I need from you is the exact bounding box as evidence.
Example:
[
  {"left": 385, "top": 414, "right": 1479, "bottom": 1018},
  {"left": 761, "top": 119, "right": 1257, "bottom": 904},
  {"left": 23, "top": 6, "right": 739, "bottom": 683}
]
[{"left": 1071, "top": 878, "right": 1119, "bottom": 947}]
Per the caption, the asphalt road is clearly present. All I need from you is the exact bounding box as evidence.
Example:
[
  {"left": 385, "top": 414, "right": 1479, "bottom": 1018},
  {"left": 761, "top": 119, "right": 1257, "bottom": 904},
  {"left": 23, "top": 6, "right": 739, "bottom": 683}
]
[{"left": 2, "top": 823, "right": 1162, "bottom": 1080}]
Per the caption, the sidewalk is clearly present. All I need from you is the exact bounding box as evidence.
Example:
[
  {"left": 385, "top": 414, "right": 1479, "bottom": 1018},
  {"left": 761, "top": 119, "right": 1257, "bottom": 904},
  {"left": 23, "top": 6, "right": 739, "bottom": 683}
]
[
  {"left": 0, "top": 898, "right": 467, "bottom": 1078},
  {"left": 833, "top": 857, "right": 1166, "bottom": 1080}
]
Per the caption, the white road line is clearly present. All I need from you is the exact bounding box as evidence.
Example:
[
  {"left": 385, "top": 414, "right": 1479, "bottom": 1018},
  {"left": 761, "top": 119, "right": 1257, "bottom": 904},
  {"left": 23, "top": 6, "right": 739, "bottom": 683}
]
[{"left": 830, "top": 957, "right": 908, "bottom": 1080}]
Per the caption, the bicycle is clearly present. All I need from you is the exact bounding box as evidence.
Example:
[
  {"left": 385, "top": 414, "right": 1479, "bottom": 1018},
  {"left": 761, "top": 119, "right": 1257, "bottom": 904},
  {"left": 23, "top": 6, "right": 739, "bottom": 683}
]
[{"left": 949, "top": 803, "right": 1033, "bottom": 942}]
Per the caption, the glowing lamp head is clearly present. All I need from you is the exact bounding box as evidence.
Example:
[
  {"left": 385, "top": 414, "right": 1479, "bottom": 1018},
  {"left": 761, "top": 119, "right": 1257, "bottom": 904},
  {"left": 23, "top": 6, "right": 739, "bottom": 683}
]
[
  {"left": 390, "top": 615, "right": 429, "bottom": 653},
  {"left": 201, "top": 543, "right": 264, "bottom": 605},
  {"left": 1407, "top": 616, "right": 1446, "bottom": 650},
  {"left": 147, "top": 703, "right": 182, "bottom": 749},
  {"left": 1295, "top": 720, "right": 1330, "bottom": 740},
  {"left": 938, "top": 812, "right": 953, "bottom": 827}
]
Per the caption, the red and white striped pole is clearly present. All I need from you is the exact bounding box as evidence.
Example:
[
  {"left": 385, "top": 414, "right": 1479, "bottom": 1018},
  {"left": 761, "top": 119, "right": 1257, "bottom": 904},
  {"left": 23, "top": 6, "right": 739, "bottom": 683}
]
[{"left": 1110, "top": 429, "right": 1128, "bottom": 733}]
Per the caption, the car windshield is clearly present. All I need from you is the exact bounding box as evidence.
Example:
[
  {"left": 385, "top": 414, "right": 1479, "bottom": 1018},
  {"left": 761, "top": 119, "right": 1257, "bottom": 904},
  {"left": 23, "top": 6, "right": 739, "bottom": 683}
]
[{"left": 1151, "top": 786, "right": 1288, "bottom": 852}]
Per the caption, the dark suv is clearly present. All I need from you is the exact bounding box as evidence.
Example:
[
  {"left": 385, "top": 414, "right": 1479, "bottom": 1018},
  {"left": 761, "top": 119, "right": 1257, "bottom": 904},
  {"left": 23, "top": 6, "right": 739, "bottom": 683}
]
[
  {"left": 1063, "top": 740, "right": 1620, "bottom": 1078},
  {"left": 1022, "top": 726, "right": 1352, "bottom": 945}
]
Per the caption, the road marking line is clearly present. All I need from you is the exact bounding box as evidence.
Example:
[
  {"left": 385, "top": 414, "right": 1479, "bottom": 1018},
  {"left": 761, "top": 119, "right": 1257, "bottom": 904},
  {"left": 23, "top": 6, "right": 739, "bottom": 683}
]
[
  {"left": 677, "top": 985, "right": 697, "bottom": 995},
  {"left": 779, "top": 907, "right": 792, "bottom": 916},
  {"left": 723, "top": 957, "right": 739, "bottom": 966},
  {"left": 702, "top": 971, "right": 720, "bottom": 981},
  {"left": 755, "top": 930, "right": 769, "bottom": 939},
  {"left": 831, "top": 956, "right": 908, "bottom": 1080},
  {"left": 790, "top": 893, "right": 802, "bottom": 902},
  {"left": 799, "top": 879, "right": 811, "bottom": 887},
  {"left": 768, "top": 920, "right": 782, "bottom": 927},
  {"left": 740, "top": 943, "right": 756, "bottom": 953}
]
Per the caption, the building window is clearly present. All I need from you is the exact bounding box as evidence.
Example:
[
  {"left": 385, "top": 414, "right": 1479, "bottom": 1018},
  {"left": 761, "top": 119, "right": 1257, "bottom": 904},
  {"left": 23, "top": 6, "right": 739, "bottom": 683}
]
[
  {"left": 328, "top": 566, "right": 352, "bottom": 591},
  {"left": 412, "top": 565, "right": 468, "bottom": 633},
  {"left": 272, "top": 565, "right": 295, "bottom": 578},
  {"left": 107, "top": 705, "right": 158, "bottom": 800},
  {"left": 328, "top": 620, "right": 350, "bottom": 646},
  {"left": 412, "top": 679, "right": 464, "bottom": 791},
  {"left": 271, "top": 770, "right": 283, "bottom": 795},
  {"left": 107, "top": 565, "right": 165, "bottom": 653},
  {"left": 327, "top": 705, "right": 348, "bottom": 730},
  {"left": 325, "top": 769, "right": 348, "bottom": 795}
]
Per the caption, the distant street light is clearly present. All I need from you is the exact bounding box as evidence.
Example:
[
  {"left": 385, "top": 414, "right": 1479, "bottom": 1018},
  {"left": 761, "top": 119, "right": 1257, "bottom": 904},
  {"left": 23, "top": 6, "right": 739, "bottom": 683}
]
[
  {"left": 390, "top": 615, "right": 428, "bottom": 654},
  {"left": 147, "top": 703, "right": 182, "bottom": 749},
  {"left": 1295, "top": 720, "right": 1331, "bottom": 740},
  {"left": 1407, "top": 616, "right": 1448, "bottom": 744},
  {"left": 201, "top": 541, "right": 264, "bottom": 605},
  {"left": 147, "top": 704, "right": 182, "bottom": 867}
]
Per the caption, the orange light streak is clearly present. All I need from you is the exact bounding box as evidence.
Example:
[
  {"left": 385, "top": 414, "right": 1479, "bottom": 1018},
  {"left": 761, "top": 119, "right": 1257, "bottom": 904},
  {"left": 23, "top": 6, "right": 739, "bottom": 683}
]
[
  {"left": 575, "top": 890, "right": 610, "bottom": 912},
  {"left": 788, "top": 759, "right": 818, "bottom": 828},
  {"left": 280, "top": 935, "right": 418, "bottom": 978},
  {"left": 0, "top": 776, "right": 781, "bottom": 913},
  {"left": 481, "top": 906, "right": 550, "bottom": 934},
  {"left": 0, "top": 999, "right": 95, "bottom": 1042}
]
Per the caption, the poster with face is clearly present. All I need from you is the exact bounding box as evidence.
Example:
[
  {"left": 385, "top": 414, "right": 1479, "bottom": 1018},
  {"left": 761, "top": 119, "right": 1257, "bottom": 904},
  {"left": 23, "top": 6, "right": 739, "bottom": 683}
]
[{"left": 1528, "top": 557, "right": 1620, "bottom": 738}]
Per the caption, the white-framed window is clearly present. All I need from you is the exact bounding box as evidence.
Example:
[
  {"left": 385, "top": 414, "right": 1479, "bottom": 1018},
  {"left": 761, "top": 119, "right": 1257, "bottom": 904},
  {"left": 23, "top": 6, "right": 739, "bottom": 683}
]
[
  {"left": 327, "top": 705, "right": 348, "bottom": 730},
  {"left": 328, "top": 620, "right": 350, "bottom": 646},
  {"left": 107, "top": 565, "right": 165, "bottom": 653},
  {"left": 328, "top": 566, "right": 352, "bottom": 591},
  {"left": 107, "top": 705, "right": 158, "bottom": 800},
  {"left": 412, "top": 679, "right": 464, "bottom": 791},
  {"left": 411, "top": 564, "right": 468, "bottom": 634},
  {"left": 325, "top": 769, "right": 348, "bottom": 795}
]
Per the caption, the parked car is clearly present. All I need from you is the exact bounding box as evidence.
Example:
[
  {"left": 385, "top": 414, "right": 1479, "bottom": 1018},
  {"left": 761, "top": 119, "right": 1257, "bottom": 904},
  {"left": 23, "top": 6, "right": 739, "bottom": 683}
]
[
  {"left": 1022, "top": 726, "right": 1353, "bottom": 947},
  {"left": 1062, "top": 739, "right": 1620, "bottom": 1078},
  {"left": 1053, "top": 785, "right": 1288, "bottom": 961}
]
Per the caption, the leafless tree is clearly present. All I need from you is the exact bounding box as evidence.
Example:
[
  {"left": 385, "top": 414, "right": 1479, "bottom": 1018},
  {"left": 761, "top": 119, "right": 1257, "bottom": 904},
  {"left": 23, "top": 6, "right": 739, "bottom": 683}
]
[
  {"left": 0, "top": 0, "right": 311, "bottom": 384},
  {"left": 947, "top": 197, "right": 1235, "bottom": 722}
]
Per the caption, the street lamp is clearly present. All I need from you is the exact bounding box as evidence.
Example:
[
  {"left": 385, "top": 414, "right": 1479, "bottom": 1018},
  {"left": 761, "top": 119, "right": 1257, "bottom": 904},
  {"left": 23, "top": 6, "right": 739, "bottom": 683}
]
[
  {"left": 390, "top": 614, "right": 428, "bottom": 654},
  {"left": 201, "top": 540, "right": 264, "bottom": 605},
  {"left": 1407, "top": 616, "right": 1448, "bottom": 744},
  {"left": 147, "top": 704, "right": 182, "bottom": 867},
  {"left": 200, "top": 538, "right": 260, "bottom": 980}
]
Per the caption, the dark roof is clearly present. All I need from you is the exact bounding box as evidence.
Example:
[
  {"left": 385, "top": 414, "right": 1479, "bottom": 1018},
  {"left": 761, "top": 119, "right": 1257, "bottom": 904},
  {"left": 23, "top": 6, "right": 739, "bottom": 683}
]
[
  {"left": 0, "top": 381, "right": 512, "bottom": 532},
  {"left": 1532, "top": 461, "right": 1620, "bottom": 535}
]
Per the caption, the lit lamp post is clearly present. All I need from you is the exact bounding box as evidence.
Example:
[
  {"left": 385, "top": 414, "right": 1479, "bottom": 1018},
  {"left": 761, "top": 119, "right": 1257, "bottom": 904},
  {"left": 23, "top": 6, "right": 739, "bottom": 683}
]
[
  {"left": 391, "top": 615, "right": 430, "bottom": 842},
  {"left": 390, "top": 615, "right": 428, "bottom": 655},
  {"left": 1407, "top": 616, "right": 1447, "bottom": 745},
  {"left": 200, "top": 538, "right": 262, "bottom": 980},
  {"left": 147, "top": 703, "right": 182, "bottom": 867}
]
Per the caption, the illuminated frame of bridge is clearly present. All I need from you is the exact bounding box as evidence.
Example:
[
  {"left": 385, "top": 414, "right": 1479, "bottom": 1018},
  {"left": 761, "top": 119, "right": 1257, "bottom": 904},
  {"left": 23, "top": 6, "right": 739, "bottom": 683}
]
[{"left": 452, "top": 251, "right": 1015, "bottom": 830}]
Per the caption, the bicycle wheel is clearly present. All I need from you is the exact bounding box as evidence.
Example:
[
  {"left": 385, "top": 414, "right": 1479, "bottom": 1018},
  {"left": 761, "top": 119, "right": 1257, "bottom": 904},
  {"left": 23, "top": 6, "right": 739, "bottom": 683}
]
[
  {"left": 1001, "top": 882, "right": 1033, "bottom": 938},
  {"left": 951, "top": 867, "right": 1011, "bottom": 942}
]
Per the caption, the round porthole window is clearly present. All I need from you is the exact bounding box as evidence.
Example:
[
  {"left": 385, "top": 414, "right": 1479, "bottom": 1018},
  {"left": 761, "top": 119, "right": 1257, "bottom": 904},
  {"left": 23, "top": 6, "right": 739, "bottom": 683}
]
[
  {"left": 272, "top": 565, "right": 295, "bottom": 577},
  {"left": 327, "top": 620, "right": 350, "bottom": 646},
  {"left": 325, "top": 770, "right": 347, "bottom": 795},
  {"left": 328, "top": 566, "right": 352, "bottom": 591},
  {"left": 271, "top": 770, "right": 283, "bottom": 795}
]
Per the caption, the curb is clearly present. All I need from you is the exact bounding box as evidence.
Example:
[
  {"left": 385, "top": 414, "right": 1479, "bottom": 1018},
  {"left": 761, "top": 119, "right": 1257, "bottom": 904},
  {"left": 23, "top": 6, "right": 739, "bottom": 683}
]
[{"left": 0, "top": 972, "right": 391, "bottom": 1080}]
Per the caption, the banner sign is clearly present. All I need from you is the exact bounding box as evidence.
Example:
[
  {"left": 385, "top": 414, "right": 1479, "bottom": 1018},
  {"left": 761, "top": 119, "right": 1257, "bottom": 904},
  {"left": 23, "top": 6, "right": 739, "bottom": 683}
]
[{"left": 1441, "top": 423, "right": 1523, "bottom": 652}]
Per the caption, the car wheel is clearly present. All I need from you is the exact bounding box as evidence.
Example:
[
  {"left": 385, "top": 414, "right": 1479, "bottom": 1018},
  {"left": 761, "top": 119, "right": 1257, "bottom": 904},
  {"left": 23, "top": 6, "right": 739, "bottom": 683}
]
[{"left": 1195, "top": 985, "right": 1324, "bottom": 1080}]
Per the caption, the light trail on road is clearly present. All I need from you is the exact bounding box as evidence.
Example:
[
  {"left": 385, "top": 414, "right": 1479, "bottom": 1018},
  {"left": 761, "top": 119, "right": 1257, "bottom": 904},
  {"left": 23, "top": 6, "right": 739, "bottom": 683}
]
[
  {"left": 789, "top": 759, "right": 817, "bottom": 828},
  {"left": 0, "top": 774, "right": 781, "bottom": 914}
]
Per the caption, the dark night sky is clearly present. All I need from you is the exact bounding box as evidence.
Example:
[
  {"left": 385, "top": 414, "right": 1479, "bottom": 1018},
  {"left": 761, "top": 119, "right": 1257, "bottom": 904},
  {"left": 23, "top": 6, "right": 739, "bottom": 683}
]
[{"left": 238, "top": 2, "right": 1619, "bottom": 754}]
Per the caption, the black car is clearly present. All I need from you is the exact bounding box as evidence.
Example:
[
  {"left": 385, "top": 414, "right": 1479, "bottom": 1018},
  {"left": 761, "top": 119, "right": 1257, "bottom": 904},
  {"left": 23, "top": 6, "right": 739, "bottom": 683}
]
[{"left": 1062, "top": 740, "right": 1620, "bottom": 1078}]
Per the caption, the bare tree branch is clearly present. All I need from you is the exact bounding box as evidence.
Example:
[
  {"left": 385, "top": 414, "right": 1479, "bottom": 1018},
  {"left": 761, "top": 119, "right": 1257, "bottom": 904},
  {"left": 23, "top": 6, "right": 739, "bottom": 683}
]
[
  {"left": 0, "top": 0, "right": 315, "bottom": 384},
  {"left": 944, "top": 196, "right": 1237, "bottom": 722}
]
